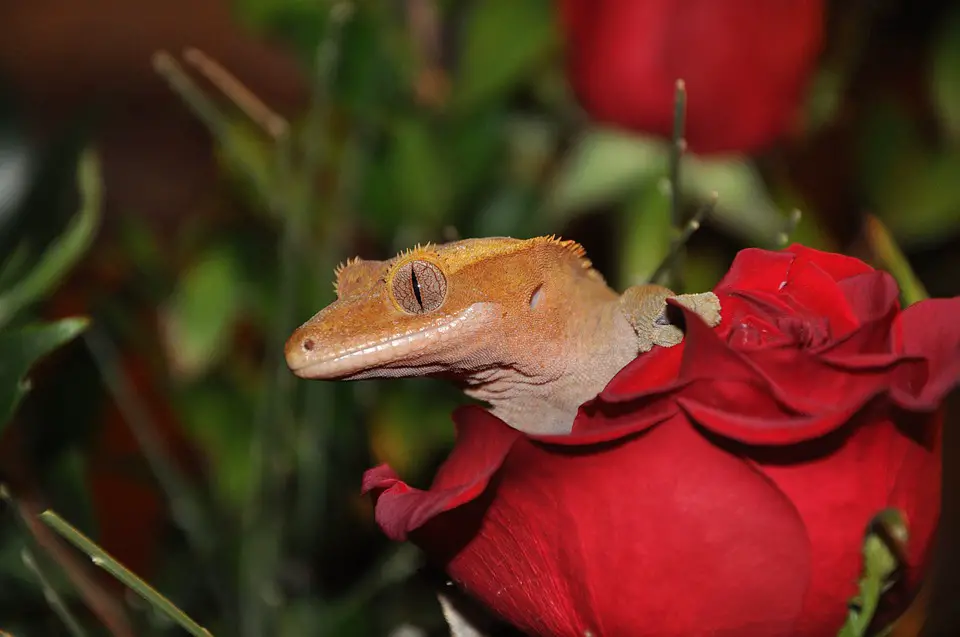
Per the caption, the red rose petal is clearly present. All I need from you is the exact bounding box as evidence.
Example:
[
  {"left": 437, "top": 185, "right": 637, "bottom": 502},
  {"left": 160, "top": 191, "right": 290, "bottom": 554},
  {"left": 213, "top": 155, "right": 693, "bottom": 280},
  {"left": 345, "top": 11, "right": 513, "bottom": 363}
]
[
  {"left": 679, "top": 396, "right": 865, "bottom": 445},
  {"left": 597, "top": 337, "right": 685, "bottom": 400},
  {"left": 436, "top": 416, "right": 811, "bottom": 636},
  {"left": 750, "top": 411, "right": 940, "bottom": 633},
  {"left": 775, "top": 258, "right": 862, "bottom": 333},
  {"left": 785, "top": 244, "right": 875, "bottom": 280},
  {"left": 361, "top": 405, "right": 521, "bottom": 541},
  {"left": 892, "top": 297, "right": 960, "bottom": 408},
  {"left": 715, "top": 248, "right": 797, "bottom": 294},
  {"left": 818, "top": 272, "right": 901, "bottom": 355},
  {"left": 888, "top": 412, "right": 942, "bottom": 582}
]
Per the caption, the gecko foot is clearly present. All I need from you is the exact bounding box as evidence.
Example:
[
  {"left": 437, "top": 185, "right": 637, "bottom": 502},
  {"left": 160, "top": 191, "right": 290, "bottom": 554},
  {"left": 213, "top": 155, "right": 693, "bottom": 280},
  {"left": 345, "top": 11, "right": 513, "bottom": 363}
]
[
  {"left": 667, "top": 291, "right": 722, "bottom": 329},
  {"left": 621, "top": 286, "right": 722, "bottom": 353}
]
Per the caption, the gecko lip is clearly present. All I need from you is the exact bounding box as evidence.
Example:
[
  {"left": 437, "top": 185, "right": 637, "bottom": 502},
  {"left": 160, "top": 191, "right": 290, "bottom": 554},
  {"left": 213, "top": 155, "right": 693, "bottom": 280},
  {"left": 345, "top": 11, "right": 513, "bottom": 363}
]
[{"left": 286, "top": 303, "right": 495, "bottom": 379}]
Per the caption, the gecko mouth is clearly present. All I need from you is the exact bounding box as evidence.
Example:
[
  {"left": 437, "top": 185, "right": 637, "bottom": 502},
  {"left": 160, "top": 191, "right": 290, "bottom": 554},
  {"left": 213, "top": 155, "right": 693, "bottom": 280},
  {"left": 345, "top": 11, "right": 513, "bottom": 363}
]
[{"left": 285, "top": 303, "right": 496, "bottom": 380}]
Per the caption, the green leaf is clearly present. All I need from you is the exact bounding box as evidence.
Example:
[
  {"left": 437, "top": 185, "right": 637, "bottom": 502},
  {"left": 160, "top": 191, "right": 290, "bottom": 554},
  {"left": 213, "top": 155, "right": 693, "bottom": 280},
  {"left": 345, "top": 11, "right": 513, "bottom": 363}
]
[
  {"left": 857, "top": 101, "right": 960, "bottom": 247},
  {"left": 0, "top": 150, "right": 102, "bottom": 328},
  {"left": 160, "top": 246, "right": 244, "bottom": 380},
  {"left": 0, "top": 242, "right": 31, "bottom": 292},
  {"left": 683, "top": 157, "right": 789, "bottom": 246},
  {"left": 872, "top": 150, "right": 960, "bottom": 247},
  {"left": 0, "top": 318, "right": 88, "bottom": 428},
  {"left": 544, "top": 128, "right": 787, "bottom": 246},
  {"left": 452, "top": 0, "right": 558, "bottom": 110},
  {"left": 931, "top": 5, "right": 960, "bottom": 143},
  {"left": 543, "top": 128, "right": 667, "bottom": 224}
]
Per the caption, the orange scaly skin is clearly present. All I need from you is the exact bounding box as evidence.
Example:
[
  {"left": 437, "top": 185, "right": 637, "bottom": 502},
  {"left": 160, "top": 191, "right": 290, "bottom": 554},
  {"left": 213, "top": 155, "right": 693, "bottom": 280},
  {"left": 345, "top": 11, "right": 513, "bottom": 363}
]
[{"left": 285, "top": 236, "right": 721, "bottom": 435}]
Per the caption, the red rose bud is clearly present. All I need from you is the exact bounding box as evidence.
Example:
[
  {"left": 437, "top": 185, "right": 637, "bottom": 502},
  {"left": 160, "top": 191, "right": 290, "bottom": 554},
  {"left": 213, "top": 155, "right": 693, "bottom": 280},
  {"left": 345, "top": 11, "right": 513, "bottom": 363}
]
[
  {"left": 363, "top": 246, "right": 956, "bottom": 636},
  {"left": 559, "top": 0, "right": 825, "bottom": 154}
]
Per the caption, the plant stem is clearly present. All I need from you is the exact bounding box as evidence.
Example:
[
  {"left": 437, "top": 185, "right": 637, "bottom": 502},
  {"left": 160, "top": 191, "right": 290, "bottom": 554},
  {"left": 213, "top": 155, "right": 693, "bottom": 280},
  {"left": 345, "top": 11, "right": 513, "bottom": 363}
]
[
  {"left": 864, "top": 215, "right": 929, "bottom": 306},
  {"left": 836, "top": 508, "right": 908, "bottom": 637},
  {"left": 82, "top": 328, "right": 234, "bottom": 627},
  {"left": 1, "top": 485, "right": 135, "bottom": 637},
  {"left": 152, "top": 51, "right": 230, "bottom": 139},
  {"left": 182, "top": 48, "right": 289, "bottom": 140},
  {"left": 658, "top": 79, "right": 688, "bottom": 290},
  {"left": 650, "top": 192, "right": 716, "bottom": 285},
  {"left": 240, "top": 5, "right": 354, "bottom": 636},
  {"left": 152, "top": 51, "right": 265, "bottom": 194},
  {"left": 39, "top": 510, "right": 214, "bottom": 637},
  {"left": 21, "top": 548, "right": 88, "bottom": 637},
  {"left": 669, "top": 79, "right": 687, "bottom": 230}
]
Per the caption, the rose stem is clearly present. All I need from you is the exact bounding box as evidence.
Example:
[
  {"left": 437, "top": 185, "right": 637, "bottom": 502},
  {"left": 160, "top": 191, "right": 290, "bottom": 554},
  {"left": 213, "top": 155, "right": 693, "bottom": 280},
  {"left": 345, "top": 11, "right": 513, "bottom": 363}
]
[{"left": 650, "top": 191, "right": 717, "bottom": 285}]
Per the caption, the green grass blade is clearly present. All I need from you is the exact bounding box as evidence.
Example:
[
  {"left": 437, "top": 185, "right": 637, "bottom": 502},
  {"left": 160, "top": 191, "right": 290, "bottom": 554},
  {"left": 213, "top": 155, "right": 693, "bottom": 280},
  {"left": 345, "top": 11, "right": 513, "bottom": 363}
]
[{"left": 39, "top": 510, "right": 214, "bottom": 637}]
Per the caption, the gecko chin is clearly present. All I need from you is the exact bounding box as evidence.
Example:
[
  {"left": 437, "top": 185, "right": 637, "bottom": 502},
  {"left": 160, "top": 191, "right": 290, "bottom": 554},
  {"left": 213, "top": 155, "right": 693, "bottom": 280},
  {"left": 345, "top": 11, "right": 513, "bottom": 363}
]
[{"left": 285, "top": 302, "right": 498, "bottom": 380}]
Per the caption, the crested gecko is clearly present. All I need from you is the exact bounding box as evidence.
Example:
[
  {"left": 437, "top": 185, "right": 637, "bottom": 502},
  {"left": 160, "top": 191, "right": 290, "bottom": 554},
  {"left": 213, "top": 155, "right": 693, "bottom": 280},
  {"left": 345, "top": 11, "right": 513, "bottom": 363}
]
[{"left": 284, "top": 236, "right": 721, "bottom": 435}]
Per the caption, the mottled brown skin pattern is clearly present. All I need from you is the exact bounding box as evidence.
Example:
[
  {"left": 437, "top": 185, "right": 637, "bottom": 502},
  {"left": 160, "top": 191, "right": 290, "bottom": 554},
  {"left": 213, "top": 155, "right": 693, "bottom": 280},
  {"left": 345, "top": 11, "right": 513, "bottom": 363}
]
[{"left": 285, "top": 236, "right": 721, "bottom": 435}]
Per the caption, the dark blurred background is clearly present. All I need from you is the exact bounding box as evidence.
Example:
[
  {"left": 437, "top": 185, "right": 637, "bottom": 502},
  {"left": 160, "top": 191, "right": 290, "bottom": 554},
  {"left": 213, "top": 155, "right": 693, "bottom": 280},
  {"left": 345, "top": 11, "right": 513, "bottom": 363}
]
[{"left": 0, "top": 0, "right": 957, "bottom": 635}]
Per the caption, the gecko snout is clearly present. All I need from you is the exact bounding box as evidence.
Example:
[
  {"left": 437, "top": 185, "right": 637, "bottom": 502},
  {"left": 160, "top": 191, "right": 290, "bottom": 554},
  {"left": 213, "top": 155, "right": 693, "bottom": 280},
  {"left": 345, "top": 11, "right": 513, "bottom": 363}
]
[{"left": 284, "top": 327, "right": 321, "bottom": 375}]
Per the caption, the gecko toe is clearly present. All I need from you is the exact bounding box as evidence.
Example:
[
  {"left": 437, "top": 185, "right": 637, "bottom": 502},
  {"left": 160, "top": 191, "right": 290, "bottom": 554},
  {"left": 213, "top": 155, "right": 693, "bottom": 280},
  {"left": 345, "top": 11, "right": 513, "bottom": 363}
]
[{"left": 673, "top": 292, "right": 721, "bottom": 328}]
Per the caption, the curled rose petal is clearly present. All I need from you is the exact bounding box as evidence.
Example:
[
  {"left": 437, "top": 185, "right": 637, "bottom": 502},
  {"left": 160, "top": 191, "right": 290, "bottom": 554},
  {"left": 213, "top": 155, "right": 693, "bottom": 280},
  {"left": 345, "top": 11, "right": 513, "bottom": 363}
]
[{"left": 362, "top": 407, "right": 521, "bottom": 541}]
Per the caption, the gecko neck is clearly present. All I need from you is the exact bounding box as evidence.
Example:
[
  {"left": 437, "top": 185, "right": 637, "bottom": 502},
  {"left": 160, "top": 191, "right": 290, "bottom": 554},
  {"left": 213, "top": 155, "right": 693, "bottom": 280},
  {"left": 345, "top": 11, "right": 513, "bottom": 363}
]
[{"left": 461, "top": 300, "right": 637, "bottom": 435}]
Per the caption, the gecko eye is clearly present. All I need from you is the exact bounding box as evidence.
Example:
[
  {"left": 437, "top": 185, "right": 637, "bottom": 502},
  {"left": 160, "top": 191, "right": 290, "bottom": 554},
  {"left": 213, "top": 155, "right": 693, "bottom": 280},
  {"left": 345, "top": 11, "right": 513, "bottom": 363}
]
[{"left": 391, "top": 260, "right": 447, "bottom": 314}]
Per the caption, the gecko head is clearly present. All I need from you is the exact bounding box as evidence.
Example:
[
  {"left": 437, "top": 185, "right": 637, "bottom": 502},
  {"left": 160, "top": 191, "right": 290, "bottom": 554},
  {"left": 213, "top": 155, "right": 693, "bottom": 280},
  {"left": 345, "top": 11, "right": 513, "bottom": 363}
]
[{"left": 284, "top": 236, "right": 609, "bottom": 383}]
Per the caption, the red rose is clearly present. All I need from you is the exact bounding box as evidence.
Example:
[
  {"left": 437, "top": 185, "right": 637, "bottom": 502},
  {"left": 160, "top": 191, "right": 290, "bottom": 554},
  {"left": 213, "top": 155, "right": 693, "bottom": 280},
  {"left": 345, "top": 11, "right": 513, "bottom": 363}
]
[
  {"left": 558, "top": 0, "right": 825, "bottom": 154},
  {"left": 363, "top": 246, "right": 957, "bottom": 636}
]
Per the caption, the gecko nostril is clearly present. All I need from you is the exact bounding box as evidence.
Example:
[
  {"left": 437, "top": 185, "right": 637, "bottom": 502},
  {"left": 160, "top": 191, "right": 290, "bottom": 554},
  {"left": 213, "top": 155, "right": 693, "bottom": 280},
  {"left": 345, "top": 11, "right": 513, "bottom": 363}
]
[{"left": 302, "top": 338, "right": 316, "bottom": 352}]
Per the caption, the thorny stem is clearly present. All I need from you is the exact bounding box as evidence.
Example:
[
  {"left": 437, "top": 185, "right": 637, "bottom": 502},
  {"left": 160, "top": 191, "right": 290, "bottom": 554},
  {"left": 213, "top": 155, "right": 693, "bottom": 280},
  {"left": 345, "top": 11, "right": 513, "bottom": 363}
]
[
  {"left": 661, "top": 79, "right": 688, "bottom": 290},
  {"left": 40, "top": 510, "right": 214, "bottom": 637},
  {"left": 669, "top": 79, "right": 687, "bottom": 229},
  {"left": 650, "top": 191, "right": 717, "bottom": 285}
]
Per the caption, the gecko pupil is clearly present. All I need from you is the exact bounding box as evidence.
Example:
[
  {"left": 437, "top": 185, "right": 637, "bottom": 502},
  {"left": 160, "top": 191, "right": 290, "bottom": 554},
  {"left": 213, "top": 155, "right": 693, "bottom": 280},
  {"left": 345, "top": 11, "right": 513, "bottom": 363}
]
[
  {"left": 390, "top": 259, "right": 446, "bottom": 314},
  {"left": 410, "top": 268, "right": 423, "bottom": 308}
]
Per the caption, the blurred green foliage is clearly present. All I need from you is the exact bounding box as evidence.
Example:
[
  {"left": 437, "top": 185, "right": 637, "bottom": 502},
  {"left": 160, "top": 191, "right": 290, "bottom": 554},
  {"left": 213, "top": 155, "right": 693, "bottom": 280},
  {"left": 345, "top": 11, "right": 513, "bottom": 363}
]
[{"left": 0, "top": 0, "right": 958, "bottom": 636}]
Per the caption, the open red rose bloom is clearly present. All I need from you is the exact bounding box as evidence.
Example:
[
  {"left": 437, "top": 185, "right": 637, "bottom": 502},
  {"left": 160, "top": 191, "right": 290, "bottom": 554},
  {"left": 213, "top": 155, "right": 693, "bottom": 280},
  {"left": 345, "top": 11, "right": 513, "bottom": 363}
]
[{"left": 363, "top": 246, "right": 959, "bottom": 636}]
